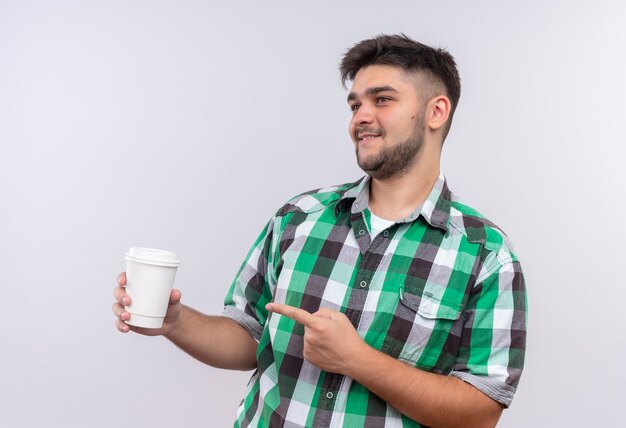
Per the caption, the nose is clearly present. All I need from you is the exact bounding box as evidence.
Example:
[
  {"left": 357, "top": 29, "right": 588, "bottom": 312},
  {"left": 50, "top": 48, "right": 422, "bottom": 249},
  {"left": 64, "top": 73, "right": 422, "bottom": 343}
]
[{"left": 351, "top": 103, "right": 374, "bottom": 126}]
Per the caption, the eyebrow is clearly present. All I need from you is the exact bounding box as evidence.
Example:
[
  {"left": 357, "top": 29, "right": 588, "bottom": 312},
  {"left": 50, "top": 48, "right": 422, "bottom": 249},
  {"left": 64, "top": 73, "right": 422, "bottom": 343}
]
[{"left": 347, "top": 85, "right": 399, "bottom": 103}]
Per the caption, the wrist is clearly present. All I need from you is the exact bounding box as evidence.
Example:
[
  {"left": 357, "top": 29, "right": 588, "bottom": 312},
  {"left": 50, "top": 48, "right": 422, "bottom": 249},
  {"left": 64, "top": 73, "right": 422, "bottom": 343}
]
[
  {"left": 343, "top": 341, "right": 379, "bottom": 380},
  {"left": 162, "top": 304, "right": 186, "bottom": 340}
]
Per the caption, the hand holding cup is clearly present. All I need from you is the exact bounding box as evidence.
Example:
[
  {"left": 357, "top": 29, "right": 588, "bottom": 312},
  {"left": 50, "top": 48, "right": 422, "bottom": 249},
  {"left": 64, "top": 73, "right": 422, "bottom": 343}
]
[{"left": 112, "top": 247, "right": 182, "bottom": 336}]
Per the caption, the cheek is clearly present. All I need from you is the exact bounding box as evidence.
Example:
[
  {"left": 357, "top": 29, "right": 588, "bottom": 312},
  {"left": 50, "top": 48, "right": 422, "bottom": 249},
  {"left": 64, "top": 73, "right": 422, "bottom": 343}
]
[
  {"left": 348, "top": 122, "right": 357, "bottom": 140},
  {"left": 391, "top": 118, "right": 415, "bottom": 137}
]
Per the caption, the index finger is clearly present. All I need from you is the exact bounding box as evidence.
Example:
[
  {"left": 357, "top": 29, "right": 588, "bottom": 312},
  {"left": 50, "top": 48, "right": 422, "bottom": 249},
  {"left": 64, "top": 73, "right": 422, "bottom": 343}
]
[{"left": 266, "top": 303, "right": 315, "bottom": 326}]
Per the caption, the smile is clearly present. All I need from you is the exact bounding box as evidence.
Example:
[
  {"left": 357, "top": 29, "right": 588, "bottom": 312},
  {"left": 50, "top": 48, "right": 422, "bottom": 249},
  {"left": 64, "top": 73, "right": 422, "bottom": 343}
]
[{"left": 357, "top": 133, "right": 382, "bottom": 142}]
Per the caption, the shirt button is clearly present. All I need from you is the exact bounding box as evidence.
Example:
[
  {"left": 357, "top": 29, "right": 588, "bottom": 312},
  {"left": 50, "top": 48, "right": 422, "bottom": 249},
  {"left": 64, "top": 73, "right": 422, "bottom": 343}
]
[
  {"left": 326, "top": 392, "right": 334, "bottom": 399},
  {"left": 358, "top": 229, "right": 365, "bottom": 236},
  {"left": 382, "top": 230, "right": 389, "bottom": 237},
  {"left": 359, "top": 280, "right": 367, "bottom": 288}
]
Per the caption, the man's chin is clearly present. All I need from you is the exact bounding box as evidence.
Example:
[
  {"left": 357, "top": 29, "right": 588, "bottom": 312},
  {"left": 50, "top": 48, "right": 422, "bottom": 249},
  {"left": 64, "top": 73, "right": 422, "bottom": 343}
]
[
  {"left": 357, "top": 153, "right": 382, "bottom": 172},
  {"left": 359, "top": 164, "right": 387, "bottom": 180},
  {"left": 357, "top": 162, "right": 381, "bottom": 177}
]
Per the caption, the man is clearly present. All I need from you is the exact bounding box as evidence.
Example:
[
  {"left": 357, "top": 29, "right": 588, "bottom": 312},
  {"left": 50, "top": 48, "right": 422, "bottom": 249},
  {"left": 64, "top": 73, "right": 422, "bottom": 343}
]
[{"left": 113, "top": 34, "right": 526, "bottom": 427}]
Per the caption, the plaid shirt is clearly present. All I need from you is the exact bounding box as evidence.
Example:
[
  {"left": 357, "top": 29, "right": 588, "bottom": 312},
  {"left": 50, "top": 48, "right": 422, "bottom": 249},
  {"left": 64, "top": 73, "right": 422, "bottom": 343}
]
[{"left": 223, "top": 174, "right": 526, "bottom": 427}]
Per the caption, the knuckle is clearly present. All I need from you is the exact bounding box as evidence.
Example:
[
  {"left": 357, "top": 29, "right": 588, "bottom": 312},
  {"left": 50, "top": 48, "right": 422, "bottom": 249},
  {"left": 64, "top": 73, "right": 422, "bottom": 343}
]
[{"left": 113, "top": 287, "right": 125, "bottom": 300}]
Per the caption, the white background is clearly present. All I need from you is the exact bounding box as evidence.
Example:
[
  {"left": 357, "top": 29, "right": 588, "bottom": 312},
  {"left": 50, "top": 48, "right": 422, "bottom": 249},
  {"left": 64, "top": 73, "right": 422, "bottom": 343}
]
[{"left": 1, "top": 1, "right": 625, "bottom": 427}]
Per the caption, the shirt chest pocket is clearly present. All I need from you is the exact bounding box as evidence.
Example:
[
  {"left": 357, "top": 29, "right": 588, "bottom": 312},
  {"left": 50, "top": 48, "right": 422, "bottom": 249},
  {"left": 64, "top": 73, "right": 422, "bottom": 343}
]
[{"left": 380, "top": 281, "right": 467, "bottom": 372}]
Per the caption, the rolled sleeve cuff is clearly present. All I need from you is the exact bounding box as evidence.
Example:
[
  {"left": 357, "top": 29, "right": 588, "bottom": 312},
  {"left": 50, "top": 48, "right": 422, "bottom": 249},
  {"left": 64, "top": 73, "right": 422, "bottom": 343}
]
[
  {"left": 222, "top": 305, "right": 263, "bottom": 342},
  {"left": 450, "top": 370, "right": 517, "bottom": 408}
]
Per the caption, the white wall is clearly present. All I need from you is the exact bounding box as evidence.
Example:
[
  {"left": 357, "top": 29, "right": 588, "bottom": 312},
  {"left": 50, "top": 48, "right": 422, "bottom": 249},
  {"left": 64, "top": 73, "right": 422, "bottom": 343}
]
[{"left": 1, "top": 1, "right": 625, "bottom": 426}]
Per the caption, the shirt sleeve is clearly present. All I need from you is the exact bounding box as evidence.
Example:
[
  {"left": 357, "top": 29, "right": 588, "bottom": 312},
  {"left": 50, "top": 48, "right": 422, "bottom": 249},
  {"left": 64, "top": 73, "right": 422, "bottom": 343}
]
[
  {"left": 222, "top": 216, "right": 279, "bottom": 342},
  {"left": 450, "top": 250, "right": 527, "bottom": 408}
]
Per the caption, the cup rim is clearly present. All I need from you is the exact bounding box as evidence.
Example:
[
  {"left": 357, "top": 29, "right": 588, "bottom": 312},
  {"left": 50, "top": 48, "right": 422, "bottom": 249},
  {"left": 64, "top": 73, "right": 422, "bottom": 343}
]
[{"left": 126, "top": 247, "right": 180, "bottom": 267}]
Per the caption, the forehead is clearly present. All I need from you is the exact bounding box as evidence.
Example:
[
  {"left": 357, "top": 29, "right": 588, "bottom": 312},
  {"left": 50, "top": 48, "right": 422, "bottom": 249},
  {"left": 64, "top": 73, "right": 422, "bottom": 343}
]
[{"left": 349, "top": 64, "right": 419, "bottom": 96}]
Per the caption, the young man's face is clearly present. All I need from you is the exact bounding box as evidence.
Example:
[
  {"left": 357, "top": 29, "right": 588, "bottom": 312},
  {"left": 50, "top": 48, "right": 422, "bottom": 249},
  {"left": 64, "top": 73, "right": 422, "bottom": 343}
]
[{"left": 347, "top": 64, "right": 427, "bottom": 180}]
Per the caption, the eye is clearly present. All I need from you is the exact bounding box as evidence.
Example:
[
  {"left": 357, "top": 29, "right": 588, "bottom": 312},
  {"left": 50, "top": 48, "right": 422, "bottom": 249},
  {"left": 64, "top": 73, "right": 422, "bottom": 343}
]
[
  {"left": 376, "top": 96, "right": 391, "bottom": 104},
  {"left": 349, "top": 103, "right": 361, "bottom": 112}
]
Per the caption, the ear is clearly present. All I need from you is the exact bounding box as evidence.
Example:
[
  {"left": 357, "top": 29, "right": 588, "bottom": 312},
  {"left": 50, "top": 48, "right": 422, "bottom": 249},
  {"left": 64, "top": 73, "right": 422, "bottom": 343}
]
[{"left": 426, "top": 96, "right": 451, "bottom": 132}]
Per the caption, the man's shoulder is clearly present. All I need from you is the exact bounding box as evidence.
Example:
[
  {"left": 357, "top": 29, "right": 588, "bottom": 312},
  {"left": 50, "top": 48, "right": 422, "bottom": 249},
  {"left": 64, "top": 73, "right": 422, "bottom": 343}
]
[
  {"left": 275, "top": 179, "right": 362, "bottom": 217},
  {"left": 447, "top": 193, "right": 516, "bottom": 257}
]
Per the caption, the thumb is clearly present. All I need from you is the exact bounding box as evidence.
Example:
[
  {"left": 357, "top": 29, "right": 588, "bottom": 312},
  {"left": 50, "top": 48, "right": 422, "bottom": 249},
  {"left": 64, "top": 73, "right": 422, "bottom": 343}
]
[{"left": 169, "top": 289, "right": 182, "bottom": 305}]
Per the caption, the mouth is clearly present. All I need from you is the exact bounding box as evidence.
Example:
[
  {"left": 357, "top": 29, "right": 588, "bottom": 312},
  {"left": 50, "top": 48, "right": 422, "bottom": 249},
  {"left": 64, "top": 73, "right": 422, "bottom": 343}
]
[{"left": 356, "top": 131, "right": 382, "bottom": 142}]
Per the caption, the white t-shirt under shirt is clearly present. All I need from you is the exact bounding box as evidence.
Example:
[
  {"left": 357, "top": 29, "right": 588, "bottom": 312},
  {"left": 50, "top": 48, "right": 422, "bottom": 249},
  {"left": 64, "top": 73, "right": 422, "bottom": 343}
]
[{"left": 369, "top": 209, "right": 396, "bottom": 239}]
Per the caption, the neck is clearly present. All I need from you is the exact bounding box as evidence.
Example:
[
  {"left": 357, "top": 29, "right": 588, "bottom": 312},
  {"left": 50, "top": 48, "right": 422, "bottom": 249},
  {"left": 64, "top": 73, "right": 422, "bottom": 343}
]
[{"left": 368, "top": 149, "right": 441, "bottom": 221}]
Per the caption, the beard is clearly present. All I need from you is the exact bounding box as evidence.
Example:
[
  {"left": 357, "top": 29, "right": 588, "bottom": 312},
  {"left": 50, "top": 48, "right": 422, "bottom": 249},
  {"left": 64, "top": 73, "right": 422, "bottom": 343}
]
[{"left": 356, "top": 115, "right": 425, "bottom": 180}]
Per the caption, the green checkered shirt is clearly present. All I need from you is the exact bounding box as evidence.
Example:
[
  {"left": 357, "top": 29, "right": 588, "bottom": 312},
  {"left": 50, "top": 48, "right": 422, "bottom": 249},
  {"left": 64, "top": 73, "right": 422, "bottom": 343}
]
[{"left": 223, "top": 174, "right": 527, "bottom": 427}]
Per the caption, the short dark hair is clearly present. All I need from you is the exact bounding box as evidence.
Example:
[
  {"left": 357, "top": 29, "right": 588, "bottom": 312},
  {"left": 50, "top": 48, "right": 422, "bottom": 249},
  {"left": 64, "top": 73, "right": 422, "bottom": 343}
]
[{"left": 340, "top": 34, "right": 461, "bottom": 138}]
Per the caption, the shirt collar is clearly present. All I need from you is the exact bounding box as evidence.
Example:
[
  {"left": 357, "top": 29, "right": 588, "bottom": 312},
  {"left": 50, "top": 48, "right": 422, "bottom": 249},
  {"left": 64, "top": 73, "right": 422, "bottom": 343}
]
[{"left": 337, "top": 173, "right": 451, "bottom": 232}]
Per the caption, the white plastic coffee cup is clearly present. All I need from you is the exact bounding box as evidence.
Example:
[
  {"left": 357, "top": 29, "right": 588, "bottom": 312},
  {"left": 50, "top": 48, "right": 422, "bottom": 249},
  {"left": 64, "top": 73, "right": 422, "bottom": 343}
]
[{"left": 124, "top": 247, "right": 180, "bottom": 329}]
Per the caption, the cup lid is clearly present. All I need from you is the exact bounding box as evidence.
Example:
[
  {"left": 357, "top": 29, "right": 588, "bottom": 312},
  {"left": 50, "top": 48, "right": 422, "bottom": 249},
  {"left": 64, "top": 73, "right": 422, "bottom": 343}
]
[{"left": 125, "top": 247, "right": 180, "bottom": 267}]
